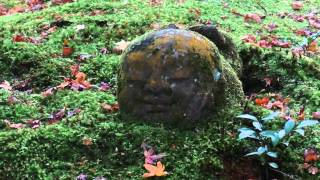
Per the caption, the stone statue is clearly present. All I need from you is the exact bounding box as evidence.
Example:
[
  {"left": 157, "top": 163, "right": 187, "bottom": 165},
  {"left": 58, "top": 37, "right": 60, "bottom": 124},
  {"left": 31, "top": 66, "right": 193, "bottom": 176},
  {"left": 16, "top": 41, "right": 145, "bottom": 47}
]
[{"left": 117, "top": 25, "right": 244, "bottom": 128}]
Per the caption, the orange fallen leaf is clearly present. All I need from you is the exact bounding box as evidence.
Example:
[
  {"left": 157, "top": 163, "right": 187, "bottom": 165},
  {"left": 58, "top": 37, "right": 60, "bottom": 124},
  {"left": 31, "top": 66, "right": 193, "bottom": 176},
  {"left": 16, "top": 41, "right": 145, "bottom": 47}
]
[
  {"left": 41, "top": 87, "right": 55, "bottom": 97},
  {"left": 74, "top": 72, "right": 91, "bottom": 89},
  {"left": 298, "top": 113, "right": 305, "bottom": 120},
  {"left": 255, "top": 97, "right": 269, "bottom": 106},
  {"left": 304, "top": 148, "right": 318, "bottom": 163},
  {"left": 57, "top": 78, "right": 72, "bottom": 89},
  {"left": 63, "top": 47, "right": 73, "bottom": 57},
  {"left": 143, "top": 161, "right": 168, "bottom": 178},
  {"left": 307, "top": 40, "right": 318, "bottom": 52}
]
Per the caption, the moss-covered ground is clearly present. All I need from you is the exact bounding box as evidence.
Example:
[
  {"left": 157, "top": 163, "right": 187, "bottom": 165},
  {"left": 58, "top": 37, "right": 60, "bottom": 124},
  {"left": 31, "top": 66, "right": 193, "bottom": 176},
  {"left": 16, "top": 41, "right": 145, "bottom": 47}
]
[{"left": 0, "top": 0, "right": 320, "bottom": 179}]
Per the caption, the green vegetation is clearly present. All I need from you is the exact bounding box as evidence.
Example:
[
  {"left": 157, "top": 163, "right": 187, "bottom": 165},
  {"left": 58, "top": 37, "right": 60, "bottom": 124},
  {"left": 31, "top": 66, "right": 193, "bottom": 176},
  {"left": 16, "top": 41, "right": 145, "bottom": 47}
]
[{"left": 0, "top": 0, "right": 320, "bottom": 179}]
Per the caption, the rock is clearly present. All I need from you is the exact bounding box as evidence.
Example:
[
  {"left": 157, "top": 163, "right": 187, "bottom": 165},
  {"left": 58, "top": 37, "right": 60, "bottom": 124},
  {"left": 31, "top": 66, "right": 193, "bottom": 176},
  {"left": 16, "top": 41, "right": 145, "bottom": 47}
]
[{"left": 118, "top": 28, "right": 244, "bottom": 128}]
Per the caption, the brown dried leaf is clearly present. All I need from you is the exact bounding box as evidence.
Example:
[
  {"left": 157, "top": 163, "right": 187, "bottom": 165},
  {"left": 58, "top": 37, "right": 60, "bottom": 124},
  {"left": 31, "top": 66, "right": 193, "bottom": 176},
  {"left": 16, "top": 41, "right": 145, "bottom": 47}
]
[{"left": 149, "top": 0, "right": 163, "bottom": 6}]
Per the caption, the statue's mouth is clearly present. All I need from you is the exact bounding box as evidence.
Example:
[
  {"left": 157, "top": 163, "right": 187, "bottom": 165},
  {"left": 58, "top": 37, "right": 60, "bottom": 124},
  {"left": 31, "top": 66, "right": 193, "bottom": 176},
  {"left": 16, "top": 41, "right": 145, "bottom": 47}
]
[{"left": 142, "top": 95, "right": 172, "bottom": 113}]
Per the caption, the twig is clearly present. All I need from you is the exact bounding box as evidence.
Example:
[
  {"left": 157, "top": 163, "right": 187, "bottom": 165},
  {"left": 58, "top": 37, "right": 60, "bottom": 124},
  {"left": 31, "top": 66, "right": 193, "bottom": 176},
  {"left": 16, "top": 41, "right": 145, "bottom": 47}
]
[
  {"left": 269, "top": 168, "right": 297, "bottom": 180},
  {"left": 256, "top": 1, "right": 268, "bottom": 17}
]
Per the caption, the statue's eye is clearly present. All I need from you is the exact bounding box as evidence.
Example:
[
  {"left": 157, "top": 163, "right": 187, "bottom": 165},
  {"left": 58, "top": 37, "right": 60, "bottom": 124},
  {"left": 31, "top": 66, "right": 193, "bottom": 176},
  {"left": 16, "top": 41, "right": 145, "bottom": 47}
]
[
  {"left": 127, "top": 79, "right": 146, "bottom": 86},
  {"left": 168, "top": 77, "right": 189, "bottom": 83}
]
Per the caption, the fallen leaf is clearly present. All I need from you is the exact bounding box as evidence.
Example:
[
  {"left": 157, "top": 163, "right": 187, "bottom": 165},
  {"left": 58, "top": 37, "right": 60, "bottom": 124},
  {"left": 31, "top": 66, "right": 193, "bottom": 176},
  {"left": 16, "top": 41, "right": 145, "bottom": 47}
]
[
  {"left": 189, "top": 8, "right": 201, "bottom": 18},
  {"left": 0, "top": 5, "right": 8, "bottom": 16},
  {"left": 41, "top": 87, "right": 55, "bottom": 97},
  {"left": 143, "top": 161, "right": 168, "bottom": 178},
  {"left": 264, "top": 77, "right": 272, "bottom": 87},
  {"left": 271, "top": 39, "right": 291, "bottom": 48},
  {"left": 90, "top": 10, "right": 105, "bottom": 16},
  {"left": 292, "top": 47, "right": 304, "bottom": 57},
  {"left": 7, "top": 96, "right": 18, "bottom": 105},
  {"left": 9, "top": 123, "right": 25, "bottom": 129},
  {"left": 4, "top": 120, "right": 25, "bottom": 129},
  {"left": 57, "top": 78, "right": 72, "bottom": 89},
  {"left": 52, "top": 0, "right": 74, "bottom": 5},
  {"left": 77, "top": 54, "right": 92, "bottom": 62},
  {"left": 48, "top": 107, "right": 66, "bottom": 124},
  {"left": 295, "top": 29, "right": 312, "bottom": 36},
  {"left": 292, "top": 15, "right": 304, "bottom": 22},
  {"left": 304, "top": 148, "right": 318, "bottom": 163},
  {"left": 258, "top": 40, "right": 272, "bottom": 48},
  {"left": 307, "top": 40, "right": 318, "bottom": 52},
  {"left": 308, "top": 166, "right": 319, "bottom": 175},
  {"left": 291, "top": 1, "right": 303, "bottom": 10},
  {"left": 76, "top": 173, "right": 87, "bottom": 180},
  {"left": 241, "top": 35, "right": 256, "bottom": 43},
  {"left": 74, "top": 72, "right": 91, "bottom": 89},
  {"left": 26, "top": 120, "right": 41, "bottom": 129},
  {"left": 312, "top": 112, "right": 320, "bottom": 119},
  {"left": 244, "top": 13, "right": 262, "bottom": 23},
  {"left": 271, "top": 100, "right": 284, "bottom": 110},
  {"left": 101, "top": 102, "right": 119, "bottom": 113},
  {"left": 13, "top": 35, "right": 26, "bottom": 42},
  {"left": 63, "top": 47, "right": 73, "bottom": 57},
  {"left": 67, "top": 108, "right": 81, "bottom": 117},
  {"left": 142, "top": 143, "right": 166, "bottom": 164},
  {"left": 100, "top": 47, "right": 109, "bottom": 54},
  {"left": 99, "top": 82, "right": 111, "bottom": 91},
  {"left": 309, "top": 19, "right": 320, "bottom": 29},
  {"left": 297, "top": 106, "right": 305, "bottom": 120},
  {"left": 7, "top": 6, "right": 25, "bottom": 15},
  {"left": 149, "top": 0, "right": 163, "bottom": 6},
  {"left": 255, "top": 97, "right": 269, "bottom": 106},
  {"left": 265, "top": 23, "right": 278, "bottom": 32},
  {"left": 0, "top": 81, "right": 12, "bottom": 91}
]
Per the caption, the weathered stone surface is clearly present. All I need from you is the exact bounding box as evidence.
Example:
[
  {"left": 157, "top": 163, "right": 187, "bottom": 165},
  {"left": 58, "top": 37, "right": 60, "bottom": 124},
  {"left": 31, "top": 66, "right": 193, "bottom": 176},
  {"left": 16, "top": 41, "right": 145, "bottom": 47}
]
[
  {"left": 189, "top": 25, "right": 242, "bottom": 76},
  {"left": 117, "top": 28, "right": 244, "bottom": 128}
]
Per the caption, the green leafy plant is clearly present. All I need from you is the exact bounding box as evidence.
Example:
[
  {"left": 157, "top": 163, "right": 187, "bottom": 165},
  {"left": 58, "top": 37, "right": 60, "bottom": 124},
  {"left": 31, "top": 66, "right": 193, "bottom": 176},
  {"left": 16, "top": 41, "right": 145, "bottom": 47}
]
[{"left": 237, "top": 112, "right": 319, "bottom": 176}]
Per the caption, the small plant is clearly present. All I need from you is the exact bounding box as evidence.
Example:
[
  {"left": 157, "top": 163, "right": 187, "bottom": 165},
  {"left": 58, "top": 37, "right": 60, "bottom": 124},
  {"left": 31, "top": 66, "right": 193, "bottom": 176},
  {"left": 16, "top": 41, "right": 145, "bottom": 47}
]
[{"left": 237, "top": 112, "right": 319, "bottom": 178}]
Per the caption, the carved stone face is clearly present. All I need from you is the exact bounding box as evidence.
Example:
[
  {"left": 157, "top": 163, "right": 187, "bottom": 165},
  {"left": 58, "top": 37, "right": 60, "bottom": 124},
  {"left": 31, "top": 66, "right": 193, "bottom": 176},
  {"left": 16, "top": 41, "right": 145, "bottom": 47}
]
[{"left": 118, "top": 29, "right": 222, "bottom": 126}]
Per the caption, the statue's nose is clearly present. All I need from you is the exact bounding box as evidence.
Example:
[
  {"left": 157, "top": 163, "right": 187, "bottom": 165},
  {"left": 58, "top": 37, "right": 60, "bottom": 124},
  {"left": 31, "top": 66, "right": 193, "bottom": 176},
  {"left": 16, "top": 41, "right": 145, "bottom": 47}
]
[{"left": 143, "top": 78, "right": 171, "bottom": 95}]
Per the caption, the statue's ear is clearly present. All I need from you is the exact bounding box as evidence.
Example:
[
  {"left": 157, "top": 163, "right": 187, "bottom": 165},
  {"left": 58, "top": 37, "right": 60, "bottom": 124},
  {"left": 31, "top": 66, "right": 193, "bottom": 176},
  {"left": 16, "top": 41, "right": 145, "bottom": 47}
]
[
  {"left": 188, "top": 25, "right": 235, "bottom": 58},
  {"left": 189, "top": 25, "right": 242, "bottom": 76}
]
